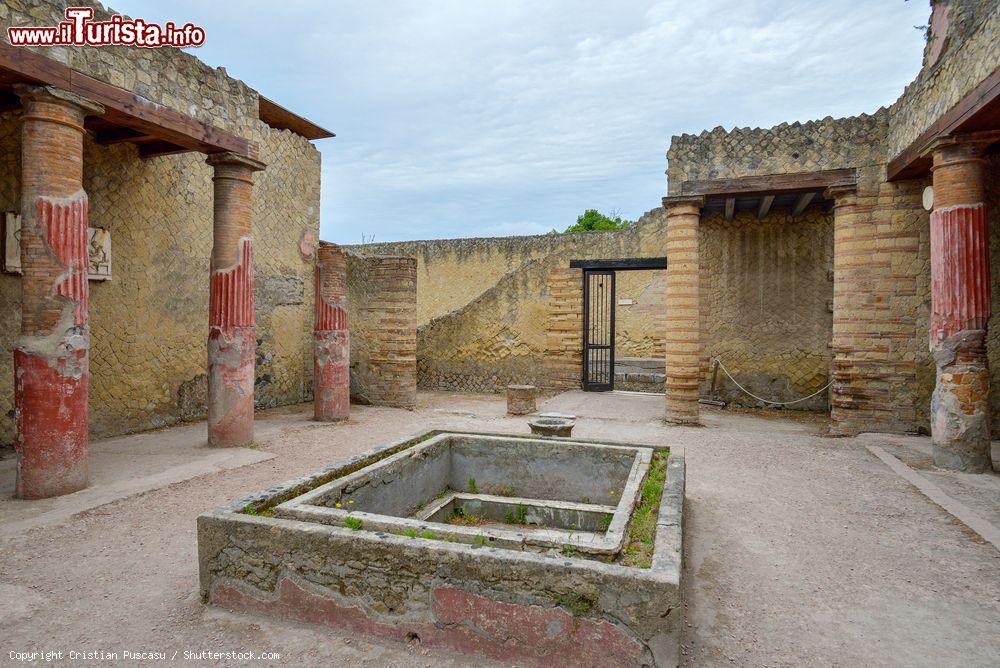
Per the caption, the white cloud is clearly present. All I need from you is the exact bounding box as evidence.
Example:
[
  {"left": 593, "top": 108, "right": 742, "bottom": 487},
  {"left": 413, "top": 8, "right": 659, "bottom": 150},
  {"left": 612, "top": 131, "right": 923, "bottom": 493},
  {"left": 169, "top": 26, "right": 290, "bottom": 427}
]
[{"left": 117, "top": 0, "right": 930, "bottom": 242}]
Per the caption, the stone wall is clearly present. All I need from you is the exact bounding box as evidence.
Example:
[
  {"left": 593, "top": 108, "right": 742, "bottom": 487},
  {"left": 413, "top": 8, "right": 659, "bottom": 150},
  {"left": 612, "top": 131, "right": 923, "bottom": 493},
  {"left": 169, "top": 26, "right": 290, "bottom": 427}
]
[
  {"left": 666, "top": 112, "right": 888, "bottom": 194},
  {"left": 0, "top": 0, "right": 259, "bottom": 137},
  {"left": 886, "top": 0, "right": 999, "bottom": 158},
  {"left": 0, "top": 112, "right": 321, "bottom": 445},
  {"left": 986, "top": 155, "right": 1000, "bottom": 436},
  {"left": 350, "top": 207, "right": 836, "bottom": 403},
  {"left": 699, "top": 209, "right": 834, "bottom": 410}
]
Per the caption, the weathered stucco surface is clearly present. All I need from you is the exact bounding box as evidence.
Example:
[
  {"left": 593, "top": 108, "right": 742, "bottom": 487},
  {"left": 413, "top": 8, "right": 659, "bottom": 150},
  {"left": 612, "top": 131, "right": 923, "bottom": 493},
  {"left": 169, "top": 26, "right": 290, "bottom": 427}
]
[
  {"left": 0, "top": 0, "right": 325, "bottom": 448},
  {"left": 0, "top": 105, "right": 321, "bottom": 446}
]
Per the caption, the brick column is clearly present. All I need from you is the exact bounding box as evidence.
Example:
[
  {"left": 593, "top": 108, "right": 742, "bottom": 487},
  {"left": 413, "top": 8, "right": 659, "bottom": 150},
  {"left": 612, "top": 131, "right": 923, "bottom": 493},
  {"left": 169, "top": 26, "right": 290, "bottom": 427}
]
[
  {"left": 366, "top": 257, "right": 417, "bottom": 408},
  {"left": 926, "top": 134, "right": 994, "bottom": 472},
  {"left": 13, "top": 85, "right": 103, "bottom": 499},
  {"left": 662, "top": 196, "right": 703, "bottom": 425},
  {"left": 544, "top": 267, "right": 583, "bottom": 390},
  {"left": 314, "top": 242, "right": 350, "bottom": 421},
  {"left": 206, "top": 152, "right": 265, "bottom": 447}
]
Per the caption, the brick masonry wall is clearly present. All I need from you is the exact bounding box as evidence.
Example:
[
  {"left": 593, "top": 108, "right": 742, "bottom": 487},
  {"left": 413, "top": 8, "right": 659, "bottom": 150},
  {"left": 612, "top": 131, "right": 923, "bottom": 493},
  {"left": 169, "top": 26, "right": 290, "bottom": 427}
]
[
  {"left": 0, "top": 112, "right": 321, "bottom": 445},
  {"left": 828, "top": 174, "right": 933, "bottom": 435},
  {"left": 346, "top": 254, "right": 417, "bottom": 407},
  {"left": 544, "top": 267, "right": 583, "bottom": 391},
  {"left": 663, "top": 1, "right": 998, "bottom": 431},
  {"left": 0, "top": 0, "right": 259, "bottom": 137}
]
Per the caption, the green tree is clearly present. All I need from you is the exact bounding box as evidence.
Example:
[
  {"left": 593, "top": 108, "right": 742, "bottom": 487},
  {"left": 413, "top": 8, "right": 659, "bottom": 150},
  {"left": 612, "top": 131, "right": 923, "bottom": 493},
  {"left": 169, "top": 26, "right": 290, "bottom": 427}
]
[{"left": 563, "top": 209, "right": 634, "bottom": 233}]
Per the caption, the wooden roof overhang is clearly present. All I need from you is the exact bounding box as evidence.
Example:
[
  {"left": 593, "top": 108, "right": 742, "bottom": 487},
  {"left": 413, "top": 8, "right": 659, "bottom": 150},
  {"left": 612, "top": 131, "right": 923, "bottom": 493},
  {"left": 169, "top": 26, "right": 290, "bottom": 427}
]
[
  {"left": 0, "top": 43, "right": 333, "bottom": 158},
  {"left": 666, "top": 168, "right": 856, "bottom": 220},
  {"left": 887, "top": 66, "right": 1000, "bottom": 181},
  {"left": 259, "top": 96, "right": 334, "bottom": 140}
]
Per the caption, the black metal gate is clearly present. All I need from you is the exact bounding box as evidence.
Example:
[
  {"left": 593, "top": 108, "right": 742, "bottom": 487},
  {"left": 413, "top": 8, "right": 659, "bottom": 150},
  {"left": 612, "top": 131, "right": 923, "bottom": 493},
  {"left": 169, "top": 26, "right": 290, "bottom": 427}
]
[{"left": 583, "top": 270, "right": 615, "bottom": 391}]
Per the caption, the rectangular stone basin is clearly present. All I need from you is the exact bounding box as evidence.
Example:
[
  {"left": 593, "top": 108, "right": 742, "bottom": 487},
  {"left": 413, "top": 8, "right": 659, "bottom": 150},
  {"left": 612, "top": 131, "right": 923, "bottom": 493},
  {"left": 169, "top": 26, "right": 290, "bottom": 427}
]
[
  {"left": 271, "top": 433, "right": 649, "bottom": 556},
  {"left": 198, "top": 430, "right": 685, "bottom": 667}
]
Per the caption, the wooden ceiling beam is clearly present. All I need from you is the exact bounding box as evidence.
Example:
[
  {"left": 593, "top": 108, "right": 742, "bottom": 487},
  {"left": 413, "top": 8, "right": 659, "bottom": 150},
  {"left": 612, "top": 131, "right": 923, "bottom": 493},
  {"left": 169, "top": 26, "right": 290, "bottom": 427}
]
[
  {"left": 724, "top": 197, "right": 735, "bottom": 221},
  {"left": 757, "top": 195, "right": 775, "bottom": 219},
  {"left": 95, "top": 126, "right": 149, "bottom": 145},
  {"left": 0, "top": 42, "right": 253, "bottom": 157},
  {"left": 679, "top": 168, "right": 855, "bottom": 198},
  {"left": 791, "top": 192, "right": 815, "bottom": 217},
  {"left": 138, "top": 140, "right": 190, "bottom": 159}
]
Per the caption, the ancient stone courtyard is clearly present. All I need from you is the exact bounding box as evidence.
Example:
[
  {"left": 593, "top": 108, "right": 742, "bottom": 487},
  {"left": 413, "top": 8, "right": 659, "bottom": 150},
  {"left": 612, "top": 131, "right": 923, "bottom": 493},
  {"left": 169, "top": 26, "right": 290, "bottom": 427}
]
[
  {"left": 0, "top": 1, "right": 998, "bottom": 665},
  {"left": 1, "top": 391, "right": 997, "bottom": 666}
]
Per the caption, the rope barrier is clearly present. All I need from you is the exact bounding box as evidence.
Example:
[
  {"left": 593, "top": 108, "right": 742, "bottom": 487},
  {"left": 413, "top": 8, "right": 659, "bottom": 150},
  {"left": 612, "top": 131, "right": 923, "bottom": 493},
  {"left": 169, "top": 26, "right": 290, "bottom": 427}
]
[{"left": 713, "top": 358, "right": 832, "bottom": 407}]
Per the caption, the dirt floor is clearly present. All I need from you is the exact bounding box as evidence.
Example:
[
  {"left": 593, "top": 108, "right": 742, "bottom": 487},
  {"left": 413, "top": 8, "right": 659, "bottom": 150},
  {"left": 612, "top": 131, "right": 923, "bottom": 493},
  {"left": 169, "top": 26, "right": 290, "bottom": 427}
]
[{"left": 1, "top": 391, "right": 998, "bottom": 667}]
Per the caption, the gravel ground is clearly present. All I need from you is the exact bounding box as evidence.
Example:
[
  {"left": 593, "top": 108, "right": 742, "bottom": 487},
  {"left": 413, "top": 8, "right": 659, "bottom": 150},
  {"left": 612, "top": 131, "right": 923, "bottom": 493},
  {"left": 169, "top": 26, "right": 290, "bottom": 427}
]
[{"left": 1, "top": 391, "right": 998, "bottom": 667}]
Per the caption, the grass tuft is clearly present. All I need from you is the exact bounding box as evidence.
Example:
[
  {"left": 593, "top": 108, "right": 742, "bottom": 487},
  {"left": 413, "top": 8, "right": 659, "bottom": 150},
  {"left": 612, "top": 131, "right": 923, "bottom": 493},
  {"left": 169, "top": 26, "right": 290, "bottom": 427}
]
[{"left": 621, "top": 449, "right": 668, "bottom": 568}]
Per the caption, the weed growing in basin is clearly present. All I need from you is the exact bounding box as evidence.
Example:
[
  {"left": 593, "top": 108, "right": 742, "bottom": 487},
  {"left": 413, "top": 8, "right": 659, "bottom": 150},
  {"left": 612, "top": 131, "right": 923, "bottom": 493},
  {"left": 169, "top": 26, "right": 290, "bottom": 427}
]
[
  {"left": 344, "top": 516, "right": 363, "bottom": 530},
  {"left": 503, "top": 503, "right": 529, "bottom": 525},
  {"left": 242, "top": 503, "right": 258, "bottom": 516},
  {"left": 599, "top": 513, "right": 613, "bottom": 531},
  {"left": 560, "top": 544, "right": 577, "bottom": 556},
  {"left": 420, "top": 531, "right": 437, "bottom": 540},
  {"left": 448, "top": 511, "right": 487, "bottom": 526},
  {"left": 558, "top": 592, "right": 597, "bottom": 617},
  {"left": 468, "top": 477, "right": 478, "bottom": 494},
  {"left": 621, "top": 449, "right": 668, "bottom": 568},
  {"left": 403, "top": 528, "right": 418, "bottom": 538},
  {"left": 483, "top": 484, "right": 515, "bottom": 497}
]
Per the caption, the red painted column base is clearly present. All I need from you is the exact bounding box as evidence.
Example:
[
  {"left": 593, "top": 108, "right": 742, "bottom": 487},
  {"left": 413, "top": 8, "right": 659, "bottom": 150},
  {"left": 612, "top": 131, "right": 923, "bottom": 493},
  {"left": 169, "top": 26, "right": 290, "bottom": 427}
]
[
  {"left": 314, "top": 330, "right": 350, "bottom": 421},
  {"left": 929, "top": 204, "right": 992, "bottom": 472},
  {"left": 14, "top": 346, "right": 88, "bottom": 499},
  {"left": 207, "top": 327, "right": 256, "bottom": 447}
]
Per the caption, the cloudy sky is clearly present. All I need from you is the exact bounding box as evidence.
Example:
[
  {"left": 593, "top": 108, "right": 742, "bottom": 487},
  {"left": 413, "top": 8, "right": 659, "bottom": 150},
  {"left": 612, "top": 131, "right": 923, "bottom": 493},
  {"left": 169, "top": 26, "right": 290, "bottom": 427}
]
[{"left": 118, "top": 1, "right": 930, "bottom": 243}]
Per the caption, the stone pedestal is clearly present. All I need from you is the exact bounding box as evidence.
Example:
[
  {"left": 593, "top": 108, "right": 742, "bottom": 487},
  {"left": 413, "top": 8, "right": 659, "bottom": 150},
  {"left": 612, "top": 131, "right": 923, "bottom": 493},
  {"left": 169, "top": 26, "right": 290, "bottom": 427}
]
[
  {"left": 206, "top": 152, "right": 265, "bottom": 447},
  {"left": 314, "top": 243, "right": 350, "bottom": 421},
  {"left": 13, "top": 85, "right": 103, "bottom": 499},
  {"left": 662, "top": 196, "right": 703, "bottom": 425},
  {"left": 926, "top": 134, "right": 995, "bottom": 472},
  {"left": 506, "top": 384, "right": 537, "bottom": 415}
]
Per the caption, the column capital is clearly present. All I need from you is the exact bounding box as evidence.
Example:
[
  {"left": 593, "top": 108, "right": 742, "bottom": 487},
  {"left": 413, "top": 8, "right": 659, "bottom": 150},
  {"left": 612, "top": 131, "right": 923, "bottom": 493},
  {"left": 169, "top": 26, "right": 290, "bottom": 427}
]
[
  {"left": 823, "top": 182, "right": 857, "bottom": 202},
  {"left": 661, "top": 194, "right": 704, "bottom": 210},
  {"left": 922, "top": 130, "right": 1000, "bottom": 163},
  {"left": 206, "top": 151, "right": 266, "bottom": 173},
  {"left": 13, "top": 83, "right": 104, "bottom": 120}
]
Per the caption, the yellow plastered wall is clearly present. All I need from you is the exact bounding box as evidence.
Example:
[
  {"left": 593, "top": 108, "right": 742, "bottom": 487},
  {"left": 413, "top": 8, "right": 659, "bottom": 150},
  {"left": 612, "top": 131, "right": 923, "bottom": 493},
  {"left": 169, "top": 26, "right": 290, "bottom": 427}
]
[{"left": 0, "top": 112, "right": 321, "bottom": 445}]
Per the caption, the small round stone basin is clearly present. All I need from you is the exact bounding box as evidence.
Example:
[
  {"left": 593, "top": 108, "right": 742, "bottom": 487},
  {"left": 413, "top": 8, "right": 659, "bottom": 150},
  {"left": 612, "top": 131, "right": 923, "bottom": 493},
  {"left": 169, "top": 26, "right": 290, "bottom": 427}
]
[{"left": 528, "top": 415, "right": 576, "bottom": 437}]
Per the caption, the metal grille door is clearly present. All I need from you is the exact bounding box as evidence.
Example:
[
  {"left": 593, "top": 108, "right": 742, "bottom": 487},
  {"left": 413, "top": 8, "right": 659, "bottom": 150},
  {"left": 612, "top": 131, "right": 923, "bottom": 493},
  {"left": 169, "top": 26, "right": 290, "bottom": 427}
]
[{"left": 583, "top": 270, "right": 615, "bottom": 391}]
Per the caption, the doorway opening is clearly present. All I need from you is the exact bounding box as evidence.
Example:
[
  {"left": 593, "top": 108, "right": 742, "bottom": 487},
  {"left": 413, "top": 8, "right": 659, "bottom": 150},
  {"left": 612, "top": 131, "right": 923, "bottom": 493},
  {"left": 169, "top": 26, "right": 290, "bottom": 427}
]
[{"left": 570, "top": 258, "right": 668, "bottom": 392}]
